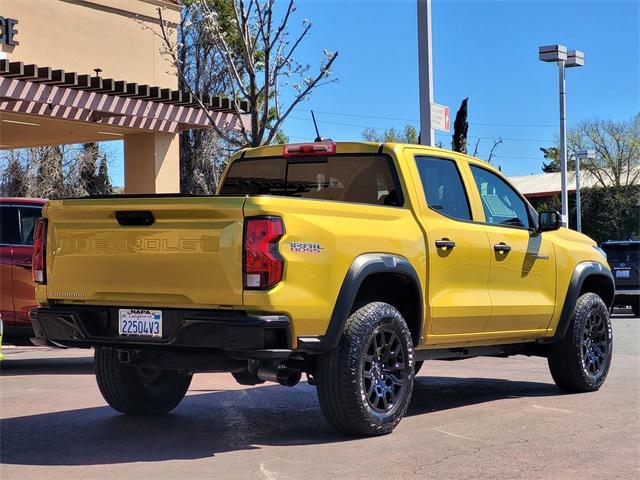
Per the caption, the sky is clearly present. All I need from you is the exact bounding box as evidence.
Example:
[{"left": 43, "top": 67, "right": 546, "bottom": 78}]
[{"left": 104, "top": 0, "right": 639, "bottom": 187}]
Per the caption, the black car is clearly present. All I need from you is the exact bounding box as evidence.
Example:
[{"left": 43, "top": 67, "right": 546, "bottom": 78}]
[{"left": 601, "top": 240, "right": 640, "bottom": 316}]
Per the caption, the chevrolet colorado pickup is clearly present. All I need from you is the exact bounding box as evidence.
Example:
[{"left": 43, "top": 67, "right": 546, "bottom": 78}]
[{"left": 30, "top": 142, "right": 615, "bottom": 436}]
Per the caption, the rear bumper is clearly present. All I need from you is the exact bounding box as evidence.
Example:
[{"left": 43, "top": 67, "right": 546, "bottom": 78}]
[
  {"left": 29, "top": 306, "right": 292, "bottom": 360},
  {"left": 615, "top": 289, "right": 640, "bottom": 296}
]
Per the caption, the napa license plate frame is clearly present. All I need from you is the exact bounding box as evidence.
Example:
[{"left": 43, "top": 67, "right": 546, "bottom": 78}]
[{"left": 118, "top": 309, "right": 163, "bottom": 337}]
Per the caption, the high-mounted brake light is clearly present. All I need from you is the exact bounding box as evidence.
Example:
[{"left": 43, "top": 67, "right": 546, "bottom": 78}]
[
  {"left": 283, "top": 142, "right": 336, "bottom": 157},
  {"left": 244, "top": 217, "right": 285, "bottom": 289},
  {"left": 32, "top": 218, "right": 47, "bottom": 284}
]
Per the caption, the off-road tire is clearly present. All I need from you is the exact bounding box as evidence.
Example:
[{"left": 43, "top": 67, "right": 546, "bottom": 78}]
[
  {"left": 316, "top": 302, "right": 415, "bottom": 436},
  {"left": 548, "top": 293, "right": 612, "bottom": 392},
  {"left": 95, "top": 348, "right": 192, "bottom": 415}
]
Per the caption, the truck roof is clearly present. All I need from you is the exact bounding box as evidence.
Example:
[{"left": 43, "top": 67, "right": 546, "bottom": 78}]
[
  {"left": 0, "top": 197, "right": 47, "bottom": 205},
  {"left": 238, "top": 141, "right": 497, "bottom": 171}
]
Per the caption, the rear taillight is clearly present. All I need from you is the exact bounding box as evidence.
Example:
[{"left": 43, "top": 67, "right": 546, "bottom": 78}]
[
  {"left": 244, "top": 217, "right": 284, "bottom": 289},
  {"left": 32, "top": 218, "right": 47, "bottom": 284}
]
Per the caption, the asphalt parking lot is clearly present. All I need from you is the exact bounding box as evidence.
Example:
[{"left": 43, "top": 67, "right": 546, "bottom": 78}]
[{"left": 1, "top": 311, "right": 639, "bottom": 480}]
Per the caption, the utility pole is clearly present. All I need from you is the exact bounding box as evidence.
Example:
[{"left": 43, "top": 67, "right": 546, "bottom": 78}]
[{"left": 417, "top": 0, "right": 434, "bottom": 146}]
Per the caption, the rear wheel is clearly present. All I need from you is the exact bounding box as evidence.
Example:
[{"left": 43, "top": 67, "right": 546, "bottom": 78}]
[
  {"left": 414, "top": 361, "right": 424, "bottom": 375},
  {"left": 95, "top": 348, "right": 192, "bottom": 415},
  {"left": 316, "top": 302, "right": 414, "bottom": 436},
  {"left": 548, "top": 293, "right": 612, "bottom": 392}
]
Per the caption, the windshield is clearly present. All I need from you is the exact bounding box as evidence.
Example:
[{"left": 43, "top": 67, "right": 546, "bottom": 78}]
[{"left": 219, "top": 154, "right": 403, "bottom": 207}]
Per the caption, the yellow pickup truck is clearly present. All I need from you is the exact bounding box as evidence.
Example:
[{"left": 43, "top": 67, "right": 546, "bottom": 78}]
[{"left": 30, "top": 142, "right": 615, "bottom": 436}]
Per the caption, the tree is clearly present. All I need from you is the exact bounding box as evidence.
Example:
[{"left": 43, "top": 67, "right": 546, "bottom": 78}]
[
  {"left": 451, "top": 97, "right": 469, "bottom": 154},
  {"left": 157, "top": 0, "right": 338, "bottom": 148},
  {"left": 96, "top": 154, "right": 113, "bottom": 195},
  {"left": 175, "top": 1, "right": 235, "bottom": 194},
  {"left": 537, "top": 114, "right": 640, "bottom": 240},
  {"left": 33, "top": 146, "right": 65, "bottom": 199},
  {"left": 539, "top": 146, "right": 576, "bottom": 172},
  {"left": 78, "top": 143, "right": 100, "bottom": 195},
  {"left": 0, "top": 156, "right": 28, "bottom": 197},
  {"left": 569, "top": 114, "right": 640, "bottom": 188},
  {"left": 362, "top": 125, "right": 419, "bottom": 144},
  {"left": 540, "top": 147, "right": 560, "bottom": 172}
]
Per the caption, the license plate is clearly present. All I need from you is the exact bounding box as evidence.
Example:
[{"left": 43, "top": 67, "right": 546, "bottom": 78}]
[
  {"left": 118, "top": 309, "right": 162, "bottom": 337},
  {"left": 616, "top": 270, "right": 630, "bottom": 278}
]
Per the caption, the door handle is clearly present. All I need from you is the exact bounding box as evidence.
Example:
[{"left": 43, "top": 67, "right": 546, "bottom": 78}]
[
  {"left": 494, "top": 243, "right": 512, "bottom": 253},
  {"left": 435, "top": 239, "right": 456, "bottom": 250}
]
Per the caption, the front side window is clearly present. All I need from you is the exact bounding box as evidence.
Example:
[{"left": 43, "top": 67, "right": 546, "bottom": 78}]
[
  {"left": 18, "top": 207, "right": 42, "bottom": 245},
  {"left": 470, "top": 166, "right": 530, "bottom": 228},
  {"left": 415, "top": 156, "right": 471, "bottom": 221},
  {"left": 219, "top": 154, "right": 403, "bottom": 207}
]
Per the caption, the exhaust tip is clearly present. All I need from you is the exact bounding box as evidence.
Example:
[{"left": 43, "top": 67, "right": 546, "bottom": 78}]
[
  {"left": 277, "top": 368, "right": 302, "bottom": 387},
  {"left": 257, "top": 365, "right": 302, "bottom": 387}
]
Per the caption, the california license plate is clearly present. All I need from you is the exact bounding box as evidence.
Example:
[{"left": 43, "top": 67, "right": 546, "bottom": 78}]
[
  {"left": 616, "top": 270, "right": 630, "bottom": 278},
  {"left": 118, "top": 309, "right": 162, "bottom": 337}
]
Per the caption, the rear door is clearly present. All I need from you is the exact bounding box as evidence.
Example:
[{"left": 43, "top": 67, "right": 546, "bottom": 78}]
[
  {"left": 12, "top": 205, "right": 42, "bottom": 324},
  {"left": 409, "top": 153, "right": 493, "bottom": 339},
  {"left": 468, "top": 165, "right": 556, "bottom": 335},
  {"left": 0, "top": 205, "right": 18, "bottom": 324}
]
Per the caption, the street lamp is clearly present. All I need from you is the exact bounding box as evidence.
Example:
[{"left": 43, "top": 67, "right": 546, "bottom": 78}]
[
  {"left": 573, "top": 149, "right": 595, "bottom": 232},
  {"left": 539, "top": 45, "right": 585, "bottom": 228}
]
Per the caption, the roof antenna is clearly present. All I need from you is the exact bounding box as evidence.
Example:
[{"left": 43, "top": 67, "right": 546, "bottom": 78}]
[{"left": 311, "top": 110, "right": 322, "bottom": 142}]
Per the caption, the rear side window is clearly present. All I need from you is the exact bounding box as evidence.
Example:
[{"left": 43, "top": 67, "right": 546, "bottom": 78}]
[
  {"left": 0, "top": 206, "right": 19, "bottom": 244},
  {"left": 18, "top": 207, "right": 42, "bottom": 245},
  {"left": 470, "top": 165, "right": 530, "bottom": 228},
  {"left": 219, "top": 155, "right": 403, "bottom": 207},
  {"left": 414, "top": 156, "right": 471, "bottom": 221}
]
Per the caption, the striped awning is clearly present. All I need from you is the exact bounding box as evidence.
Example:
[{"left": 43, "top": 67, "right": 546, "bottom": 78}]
[{"left": 0, "top": 60, "right": 249, "bottom": 134}]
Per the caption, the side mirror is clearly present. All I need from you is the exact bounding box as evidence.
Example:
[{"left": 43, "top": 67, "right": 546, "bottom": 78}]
[{"left": 538, "top": 211, "right": 561, "bottom": 232}]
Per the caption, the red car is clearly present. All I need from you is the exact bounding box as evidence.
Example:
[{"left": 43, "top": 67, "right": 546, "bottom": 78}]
[{"left": 0, "top": 197, "right": 46, "bottom": 341}]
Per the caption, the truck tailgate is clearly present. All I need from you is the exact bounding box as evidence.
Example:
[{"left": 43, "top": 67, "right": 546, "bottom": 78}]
[{"left": 43, "top": 196, "right": 245, "bottom": 308}]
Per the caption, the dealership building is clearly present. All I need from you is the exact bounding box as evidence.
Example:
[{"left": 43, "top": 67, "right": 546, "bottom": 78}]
[{"left": 0, "top": 0, "right": 244, "bottom": 193}]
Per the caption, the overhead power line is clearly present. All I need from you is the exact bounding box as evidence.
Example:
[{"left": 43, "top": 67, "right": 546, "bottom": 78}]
[
  {"left": 289, "top": 116, "right": 554, "bottom": 143},
  {"left": 298, "top": 108, "right": 559, "bottom": 128}
]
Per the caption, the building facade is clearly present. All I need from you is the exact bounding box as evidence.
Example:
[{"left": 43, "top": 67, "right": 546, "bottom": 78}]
[{"left": 0, "top": 0, "right": 243, "bottom": 193}]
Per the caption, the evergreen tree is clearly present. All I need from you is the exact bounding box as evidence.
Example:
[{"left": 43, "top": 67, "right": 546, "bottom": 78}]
[
  {"left": 96, "top": 154, "right": 113, "bottom": 195},
  {"left": 79, "top": 143, "right": 100, "bottom": 195},
  {"left": 451, "top": 98, "right": 469, "bottom": 154},
  {"left": 1, "top": 157, "right": 28, "bottom": 197}
]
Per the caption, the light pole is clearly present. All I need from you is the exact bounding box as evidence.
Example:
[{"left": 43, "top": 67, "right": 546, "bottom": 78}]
[
  {"left": 573, "top": 149, "right": 595, "bottom": 232},
  {"left": 539, "top": 45, "right": 584, "bottom": 228},
  {"left": 417, "top": 0, "right": 434, "bottom": 146}
]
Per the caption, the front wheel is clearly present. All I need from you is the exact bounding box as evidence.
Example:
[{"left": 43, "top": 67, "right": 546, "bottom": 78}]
[
  {"left": 95, "top": 348, "right": 192, "bottom": 415},
  {"left": 548, "top": 292, "right": 613, "bottom": 392},
  {"left": 316, "top": 302, "right": 415, "bottom": 436}
]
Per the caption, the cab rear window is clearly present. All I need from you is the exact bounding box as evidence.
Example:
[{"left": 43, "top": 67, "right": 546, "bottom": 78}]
[{"left": 219, "top": 154, "right": 403, "bottom": 207}]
